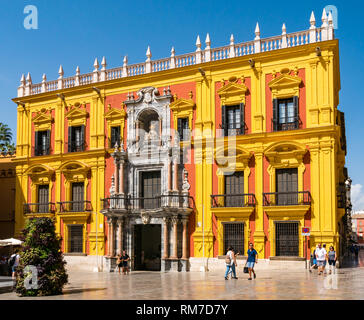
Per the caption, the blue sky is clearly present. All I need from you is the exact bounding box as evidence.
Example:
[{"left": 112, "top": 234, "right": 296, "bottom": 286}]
[{"left": 1, "top": 0, "right": 364, "bottom": 209}]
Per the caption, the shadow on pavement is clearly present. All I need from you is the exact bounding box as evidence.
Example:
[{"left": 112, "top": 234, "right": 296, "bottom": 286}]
[
  {"left": 62, "top": 287, "right": 107, "bottom": 295},
  {"left": 340, "top": 250, "right": 364, "bottom": 268}
]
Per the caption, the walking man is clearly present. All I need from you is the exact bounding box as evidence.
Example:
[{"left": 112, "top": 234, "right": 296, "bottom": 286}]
[
  {"left": 315, "top": 243, "right": 327, "bottom": 275},
  {"left": 246, "top": 243, "right": 258, "bottom": 280}
]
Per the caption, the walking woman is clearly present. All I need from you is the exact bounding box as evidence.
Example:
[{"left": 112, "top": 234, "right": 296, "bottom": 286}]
[
  {"left": 328, "top": 246, "right": 337, "bottom": 274},
  {"left": 246, "top": 243, "right": 258, "bottom": 280},
  {"left": 224, "top": 246, "right": 238, "bottom": 280}
]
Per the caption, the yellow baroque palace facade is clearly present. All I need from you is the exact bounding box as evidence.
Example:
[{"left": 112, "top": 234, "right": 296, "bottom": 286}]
[{"left": 12, "top": 9, "right": 350, "bottom": 271}]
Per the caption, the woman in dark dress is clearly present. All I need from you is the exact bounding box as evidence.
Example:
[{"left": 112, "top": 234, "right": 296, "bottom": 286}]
[{"left": 122, "top": 250, "right": 130, "bottom": 275}]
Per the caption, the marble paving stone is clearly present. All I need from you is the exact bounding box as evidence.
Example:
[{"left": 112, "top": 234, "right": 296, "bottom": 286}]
[{"left": 1, "top": 253, "right": 363, "bottom": 300}]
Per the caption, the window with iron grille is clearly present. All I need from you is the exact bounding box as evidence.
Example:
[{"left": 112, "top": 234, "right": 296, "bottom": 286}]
[
  {"left": 34, "top": 130, "right": 50, "bottom": 156},
  {"left": 110, "top": 126, "right": 121, "bottom": 148},
  {"left": 223, "top": 223, "right": 244, "bottom": 255},
  {"left": 275, "top": 222, "right": 299, "bottom": 256},
  {"left": 273, "top": 97, "right": 299, "bottom": 131},
  {"left": 221, "top": 103, "right": 245, "bottom": 136},
  {"left": 68, "top": 225, "right": 83, "bottom": 253},
  {"left": 177, "top": 118, "right": 189, "bottom": 141}
]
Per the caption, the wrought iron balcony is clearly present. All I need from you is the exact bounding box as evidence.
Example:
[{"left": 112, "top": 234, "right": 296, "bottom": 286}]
[
  {"left": 211, "top": 194, "right": 256, "bottom": 208},
  {"left": 272, "top": 116, "right": 302, "bottom": 132},
  {"left": 263, "top": 191, "right": 311, "bottom": 206},
  {"left": 58, "top": 201, "right": 92, "bottom": 212},
  {"left": 66, "top": 142, "right": 86, "bottom": 153},
  {"left": 23, "top": 202, "right": 56, "bottom": 214},
  {"left": 32, "top": 146, "right": 51, "bottom": 156},
  {"left": 102, "top": 194, "right": 194, "bottom": 211}
]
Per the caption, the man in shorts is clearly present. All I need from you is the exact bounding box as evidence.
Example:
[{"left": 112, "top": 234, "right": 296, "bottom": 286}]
[
  {"left": 315, "top": 243, "right": 327, "bottom": 275},
  {"left": 246, "top": 243, "right": 258, "bottom": 280}
]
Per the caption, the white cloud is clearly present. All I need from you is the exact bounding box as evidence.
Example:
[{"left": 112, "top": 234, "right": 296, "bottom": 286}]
[{"left": 352, "top": 184, "right": 364, "bottom": 212}]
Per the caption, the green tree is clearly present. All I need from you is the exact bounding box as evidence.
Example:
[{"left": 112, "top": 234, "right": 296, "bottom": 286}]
[
  {"left": 0, "top": 122, "right": 15, "bottom": 154},
  {"left": 15, "top": 218, "right": 68, "bottom": 296}
]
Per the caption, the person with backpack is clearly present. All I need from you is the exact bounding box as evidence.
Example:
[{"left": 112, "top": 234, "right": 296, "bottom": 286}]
[
  {"left": 8, "top": 249, "right": 20, "bottom": 280},
  {"left": 224, "top": 246, "right": 238, "bottom": 280}
]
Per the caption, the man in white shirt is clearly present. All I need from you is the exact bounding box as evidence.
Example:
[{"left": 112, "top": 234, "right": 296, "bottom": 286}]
[{"left": 315, "top": 243, "right": 327, "bottom": 275}]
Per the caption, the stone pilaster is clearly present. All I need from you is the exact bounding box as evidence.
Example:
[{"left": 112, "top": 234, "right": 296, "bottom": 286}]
[
  {"left": 119, "top": 160, "right": 124, "bottom": 194},
  {"left": 117, "top": 218, "right": 124, "bottom": 255},
  {"left": 171, "top": 216, "right": 178, "bottom": 259},
  {"left": 182, "top": 218, "right": 188, "bottom": 259},
  {"left": 163, "top": 217, "right": 169, "bottom": 259}
]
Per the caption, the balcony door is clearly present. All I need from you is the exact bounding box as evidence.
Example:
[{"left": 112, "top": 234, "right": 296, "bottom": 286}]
[
  {"left": 225, "top": 172, "right": 244, "bottom": 207},
  {"left": 141, "top": 171, "right": 161, "bottom": 209},
  {"left": 276, "top": 168, "right": 298, "bottom": 205},
  {"left": 38, "top": 185, "right": 49, "bottom": 213},
  {"left": 72, "top": 182, "right": 84, "bottom": 212}
]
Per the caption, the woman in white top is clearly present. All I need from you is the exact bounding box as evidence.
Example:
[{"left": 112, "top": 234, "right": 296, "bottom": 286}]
[{"left": 224, "top": 246, "right": 238, "bottom": 280}]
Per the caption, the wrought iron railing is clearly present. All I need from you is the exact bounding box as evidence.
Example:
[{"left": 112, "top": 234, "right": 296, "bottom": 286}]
[
  {"left": 32, "top": 146, "right": 51, "bottom": 156},
  {"left": 66, "top": 142, "right": 86, "bottom": 153},
  {"left": 102, "top": 194, "right": 194, "bottom": 211},
  {"left": 23, "top": 202, "right": 56, "bottom": 214},
  {"left": 263, "top": 191, "right": 311, "bottom": 206},
  {"left": 272, "top": 116, "right": 302, "bottom": 132},
  {"left": 58, "top": 201, "right": 92, "bottom": 212},
  {"left": 211, "top": 194, "right": 256, "bottom": 208}
]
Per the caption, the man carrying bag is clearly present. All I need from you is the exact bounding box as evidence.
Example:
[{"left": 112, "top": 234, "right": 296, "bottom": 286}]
[{"left": 246, "top": 243, "right": 258, "bottom": 280}]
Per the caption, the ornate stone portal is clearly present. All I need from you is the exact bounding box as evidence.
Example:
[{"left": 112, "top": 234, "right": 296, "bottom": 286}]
[{"left": 101, "top": 87, "right": 193, "bottom": 272}]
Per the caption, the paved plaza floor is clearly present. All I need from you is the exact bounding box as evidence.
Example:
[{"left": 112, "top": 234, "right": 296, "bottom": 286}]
[{"left": 1, "top": 252, "right": 364, "bottom": 300}]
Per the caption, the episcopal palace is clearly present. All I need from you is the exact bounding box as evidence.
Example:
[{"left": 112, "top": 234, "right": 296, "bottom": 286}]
[{"left": 10, "top": 8, "right": 350, "bottom": 271}]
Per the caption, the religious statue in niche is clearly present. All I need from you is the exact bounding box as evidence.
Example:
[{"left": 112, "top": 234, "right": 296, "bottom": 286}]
[{"left": 144, "top": 121, "right": 159, "bottom": 142}]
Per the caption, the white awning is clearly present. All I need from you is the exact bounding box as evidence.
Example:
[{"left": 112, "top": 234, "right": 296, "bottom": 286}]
[{"left": 0, "top": 238, "right": 23, "bottom": 246}]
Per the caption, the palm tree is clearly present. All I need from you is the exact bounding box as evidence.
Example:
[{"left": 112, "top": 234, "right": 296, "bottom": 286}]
[
  {"left": 0, "top": 123, "right": 12, "bottom": 144},
  {"left": 0, "top": 123, "right": 14, "bottom": 155}
]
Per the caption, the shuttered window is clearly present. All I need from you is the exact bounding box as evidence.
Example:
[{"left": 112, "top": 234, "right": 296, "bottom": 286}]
[
  {"left": 68, "top": 225, "right": 83, "bottom": 253},
  {"left": 38, "top": 185, "right": 49, "bottom": 213},
  {"left": 141, "top": 171, "right": 161, "bottom": 209},
  {"left": 224, "top": 172, "right": 244, "bottom": 207},
  {"left": 72, "top": 182, "right": 84, "bottom": 212},
  {"left": 222, "top": 103, "right": 245, "bottom": 136},
  {"left": 68, "top": 125, "right": 85, "bottom": 152},
  {"left": 35, "top": 130, "right": 50, "bottom": 156},
  {"left": 276, "top": 168, "right": 298, "bottom": 205},
  {"left": 223, "top": 223, "right": 244, "bottom": 255},
  {"left": 177, "top": 118, "right": 189, "bottom": 141},
  {"left": 110, "top": 126, "right": 121, "bottom": 148},
  {"left": 273, "top": 97, "right": 299, "bottom": 131}
]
